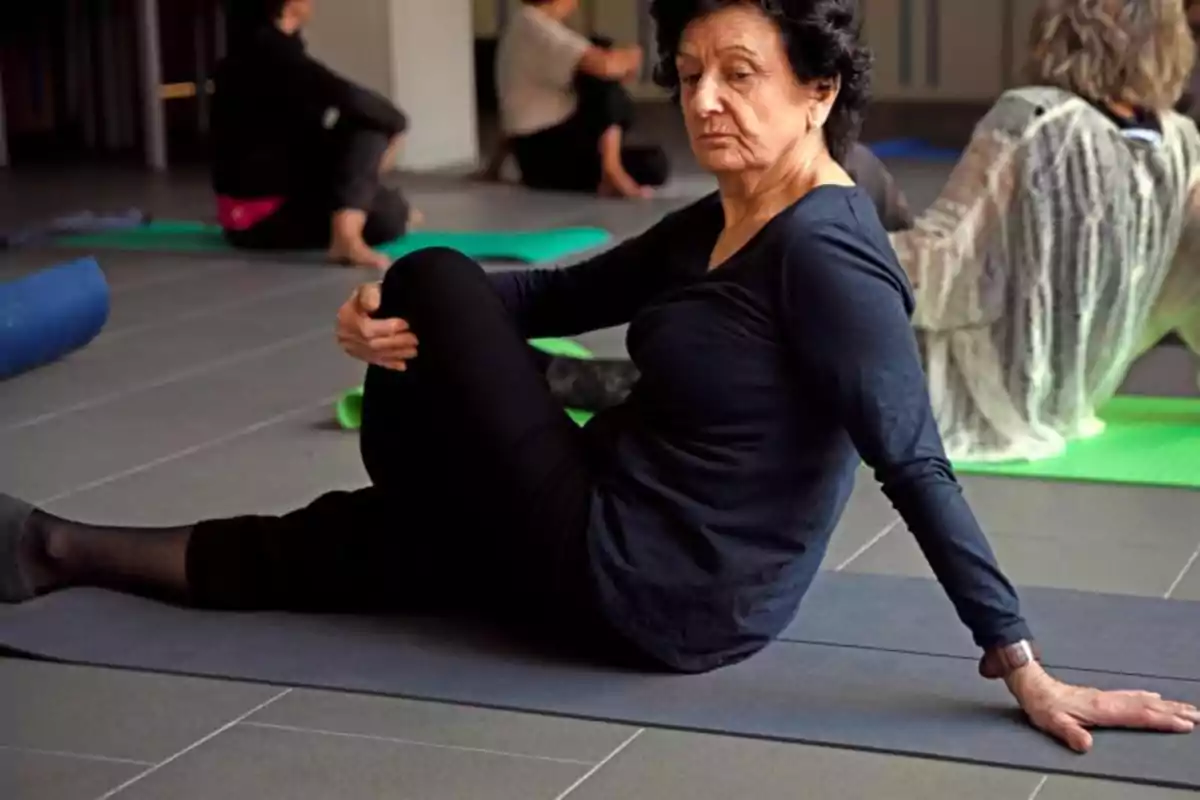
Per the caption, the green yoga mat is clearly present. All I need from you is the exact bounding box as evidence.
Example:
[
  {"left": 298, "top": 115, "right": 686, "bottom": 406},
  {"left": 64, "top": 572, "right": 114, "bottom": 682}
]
[
  {"left": 55, "top": 219, "right": 611, "bottom": 263},
  {"left": 953, "top": 395, "right": 1200, "bottom": 489},
  {"left": 334, "top": 337, "right": 596, "bottom": 430}
]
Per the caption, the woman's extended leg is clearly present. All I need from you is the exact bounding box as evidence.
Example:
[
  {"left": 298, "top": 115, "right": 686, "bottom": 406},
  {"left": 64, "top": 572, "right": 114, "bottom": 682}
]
[
  {"left": 2, "top": 249, "right": 596, "bottom": 622},
  {"left": 198, "top": 249, "right": 600, "bottom": 614}
]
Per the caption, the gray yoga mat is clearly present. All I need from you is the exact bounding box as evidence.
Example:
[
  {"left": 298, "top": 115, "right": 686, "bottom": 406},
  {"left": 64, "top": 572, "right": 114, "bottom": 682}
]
[
  {"left": 1, "top": 587, "right": 1199, "bottom": 789},
  {"left": 785, "top": 572, "right": 1200, "bottom": 683}
]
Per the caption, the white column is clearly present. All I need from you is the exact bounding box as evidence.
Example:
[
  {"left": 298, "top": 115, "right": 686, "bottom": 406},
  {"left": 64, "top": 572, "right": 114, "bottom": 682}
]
[
  {"left": 388, "top": 0, "right": 478, "bottom": 170},
  {"left": 135, "top": 0, "right": 167, "bottom": 170},
  {"left": 0, "top": 65, "right": 8, "bottom": 169},
  {"left": 306, "top": 0, "right": 479, "bottom": 172}
]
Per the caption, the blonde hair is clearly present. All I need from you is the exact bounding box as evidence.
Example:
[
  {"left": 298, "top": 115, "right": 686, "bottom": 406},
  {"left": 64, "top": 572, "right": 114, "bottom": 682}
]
[{"left": 1027, "top": 0, "right": 1195, "bottom": 110}]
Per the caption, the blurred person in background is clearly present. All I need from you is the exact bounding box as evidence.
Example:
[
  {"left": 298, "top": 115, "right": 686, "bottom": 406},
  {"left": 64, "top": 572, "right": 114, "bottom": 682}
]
[
  {"left": 493, "top": 0, "right": 671, "bottom": 197},
  {"left": 212, "top": 0, "right": 419, "bottom": 269},
  {"left": 890, "top": 0, "right": 1200, "bottom": 462}
]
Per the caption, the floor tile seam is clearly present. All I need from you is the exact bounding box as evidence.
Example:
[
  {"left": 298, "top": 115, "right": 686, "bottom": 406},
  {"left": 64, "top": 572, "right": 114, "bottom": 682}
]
[
  {"left": 239, "top": 721, "right": 596, "bottom": 766},
  {"left": 90, "top": 688, "right": 293, "bottom": 800},
  {"left": 0, "top": 744, "right": 155, "bottom": 767},
  {"left": 91, "top": 270, "right": 351, "bottom": 348},
  {"left": 104, "top": 262, "right": 249, "bottom": 297},
  {"left": 832, "top": 517, "right": 902, "bottom": 572},
  {"left": 552, "top": 728, "right": 645, "bottom": 800},
  {"left": 1164, "top": 542, "right": 1200, "bottom": 599},
  {"left": 36, "top": 392, "right": 345, "bottom": 508},
  {"left": 1, "top": 326, "right": 331, "bottom": 434}
]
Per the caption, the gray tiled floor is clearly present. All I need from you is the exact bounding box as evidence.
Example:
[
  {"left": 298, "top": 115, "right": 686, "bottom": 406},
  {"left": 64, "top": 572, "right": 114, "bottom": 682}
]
[
  {"left": 1, "top": 659, "right": 281, "bottom": 763},
  {"left": 0, "top": 748, "right": 143, "bottom": 800},
  {"left": 3, "top": 138, "right": 1199, "bottom": 799},
  {"left": 845, "top": 523, "right": 1198, "bottom": 597},
  {"left": 565, "top": 728, "right": 1045, "bottom": 800},
  {"left": 113, "top": 722, "right": 592, "bottom": 800}
]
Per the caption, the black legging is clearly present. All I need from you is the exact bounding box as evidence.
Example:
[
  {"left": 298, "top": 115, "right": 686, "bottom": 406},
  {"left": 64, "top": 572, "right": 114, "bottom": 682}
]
[
  {"left": 225, "top": 123, "right": 411, "bottom": 251},
  {"left": 185, "top": 247, "right": 647, "bottom": 662},
  {"left": 510, "top": 57, "right": 670, "bottom": 193}
]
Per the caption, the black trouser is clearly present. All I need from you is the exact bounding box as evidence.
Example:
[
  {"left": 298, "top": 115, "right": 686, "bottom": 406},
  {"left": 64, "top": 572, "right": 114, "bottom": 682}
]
[
  {"left": 511, "top": 64, "right": 670, "bottom": 193},
  {"left": 226, "top": 124, "right": 411, "bottom": 251},
  {"left": 185, "top": 248, "right": 647, "bottom": 664}
]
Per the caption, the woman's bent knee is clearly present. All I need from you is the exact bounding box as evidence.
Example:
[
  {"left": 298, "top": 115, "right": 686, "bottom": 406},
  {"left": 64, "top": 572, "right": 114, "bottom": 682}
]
[{"left": 379, "top": 247, "right": 488, "bottom": 314}]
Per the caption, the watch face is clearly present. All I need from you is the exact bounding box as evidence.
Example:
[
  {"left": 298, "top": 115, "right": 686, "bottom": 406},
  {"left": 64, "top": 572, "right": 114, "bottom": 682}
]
[
  {"left": 1001, "top": 640, "right": 1036, "bottom": 672},
  {"left": 980, "top": 640, "right": 1037, "bottom": 679}
]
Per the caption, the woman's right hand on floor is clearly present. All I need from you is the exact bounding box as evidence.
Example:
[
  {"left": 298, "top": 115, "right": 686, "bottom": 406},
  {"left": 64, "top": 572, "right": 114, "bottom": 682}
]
[
  {"left": 1007, "top": 662, "right": 1199, "bottom": 752},
  {"left": 335, "top": 282, "right": 418, "bottom": 370}
]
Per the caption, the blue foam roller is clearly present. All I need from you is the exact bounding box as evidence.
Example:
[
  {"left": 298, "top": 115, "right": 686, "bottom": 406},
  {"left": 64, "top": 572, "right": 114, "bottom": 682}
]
[{"left": 0, "top": 258, "right": 110, "bottom": 380}]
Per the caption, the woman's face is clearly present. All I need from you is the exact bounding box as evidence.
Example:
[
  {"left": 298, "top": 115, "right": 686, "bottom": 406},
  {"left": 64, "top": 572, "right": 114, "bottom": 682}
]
[
  {"left": 675, "top": 4, "right": 836, "bottom": 175},
  {"left": 288, "top": 0, "right": 315, "bottom": 27}
]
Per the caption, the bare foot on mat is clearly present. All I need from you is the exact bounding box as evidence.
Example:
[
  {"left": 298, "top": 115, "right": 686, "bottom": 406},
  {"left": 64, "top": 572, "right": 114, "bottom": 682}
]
[{"left": 329, "top": 240, "right": 391, "bottom": 270}]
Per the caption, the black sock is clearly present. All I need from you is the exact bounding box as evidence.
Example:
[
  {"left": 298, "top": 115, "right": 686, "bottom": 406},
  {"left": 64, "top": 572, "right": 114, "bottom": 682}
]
[{"left": 32, "top": 510, "right": 194, "bottom": 600}]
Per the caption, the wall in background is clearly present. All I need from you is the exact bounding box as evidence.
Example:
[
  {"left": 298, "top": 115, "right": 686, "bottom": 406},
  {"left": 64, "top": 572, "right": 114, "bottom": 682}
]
[
  {"left": 304, "top": 0, "right": 393, "bottom": 98},
  {"left": 390, "top": 0, "right": 478, "bottom": 169},
  {"left": 306, "top": 0, "right": 478, "bottom": 170},
  {"left": 864, "top": 0, "right": 1039, "bottom": 100},
  {"left": 471, "top": 0, "right": 1040, "bottom": 103}
]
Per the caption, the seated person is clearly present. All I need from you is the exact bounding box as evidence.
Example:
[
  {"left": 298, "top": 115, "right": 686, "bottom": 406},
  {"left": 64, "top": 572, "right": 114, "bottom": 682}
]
[
  {"left": 495, "top": 0, "right": 670, "bottom": 198},
  {"left": 212, "top": 0, "right": 417, "bottom": 269},
  {"left": 890, "top": 0, "right": 1200, "bottom": 463},
  {"left": 6, "top": 0, "right": 1195, "bottom": 753}
]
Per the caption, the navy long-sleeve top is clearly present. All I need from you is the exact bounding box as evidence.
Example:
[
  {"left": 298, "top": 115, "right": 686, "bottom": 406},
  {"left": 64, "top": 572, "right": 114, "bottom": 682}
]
[{"left": 490, "top": 186, "right": 1032, "bottom": 673}]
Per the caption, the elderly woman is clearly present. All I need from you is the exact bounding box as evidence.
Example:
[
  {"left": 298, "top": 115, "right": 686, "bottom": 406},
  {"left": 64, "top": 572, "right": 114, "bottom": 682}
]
[
  {"left": 893, "top": 0, "right": 1200, "bottom": 462},
  {"left": 2, "top": 0, "right": 1195, "bottom": 753}
]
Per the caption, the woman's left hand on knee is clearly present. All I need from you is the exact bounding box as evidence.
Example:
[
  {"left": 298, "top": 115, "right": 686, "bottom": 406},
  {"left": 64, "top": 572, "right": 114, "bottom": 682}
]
[{"left": 335, "top": 282, "right": 418, "bottom": 369}]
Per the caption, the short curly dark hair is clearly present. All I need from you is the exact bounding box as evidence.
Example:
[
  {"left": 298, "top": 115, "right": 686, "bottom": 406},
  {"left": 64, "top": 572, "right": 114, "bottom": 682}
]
[{"left": 649, "top": 0, "right": 872, "bottom": 163}]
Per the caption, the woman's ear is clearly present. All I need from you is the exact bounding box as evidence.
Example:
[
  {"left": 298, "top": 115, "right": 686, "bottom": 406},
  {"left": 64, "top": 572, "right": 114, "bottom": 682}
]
[{"left": 809, "top": 77, "right": 840, "bottom": 129}]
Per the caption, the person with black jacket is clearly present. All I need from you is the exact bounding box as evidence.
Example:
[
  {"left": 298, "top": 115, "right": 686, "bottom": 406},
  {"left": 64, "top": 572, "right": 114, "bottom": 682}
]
[{"left": 212, "top": 0, "right": 418, "bottom": 269}]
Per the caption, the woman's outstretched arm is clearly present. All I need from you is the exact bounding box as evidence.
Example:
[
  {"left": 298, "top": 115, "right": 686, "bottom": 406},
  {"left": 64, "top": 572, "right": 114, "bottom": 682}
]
[
  {"left": 783, "top": 223, "right": 1031, "bottom": 652},
  {"left": 784, "top": 221, "right": 1199, "bottom": 752}
]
